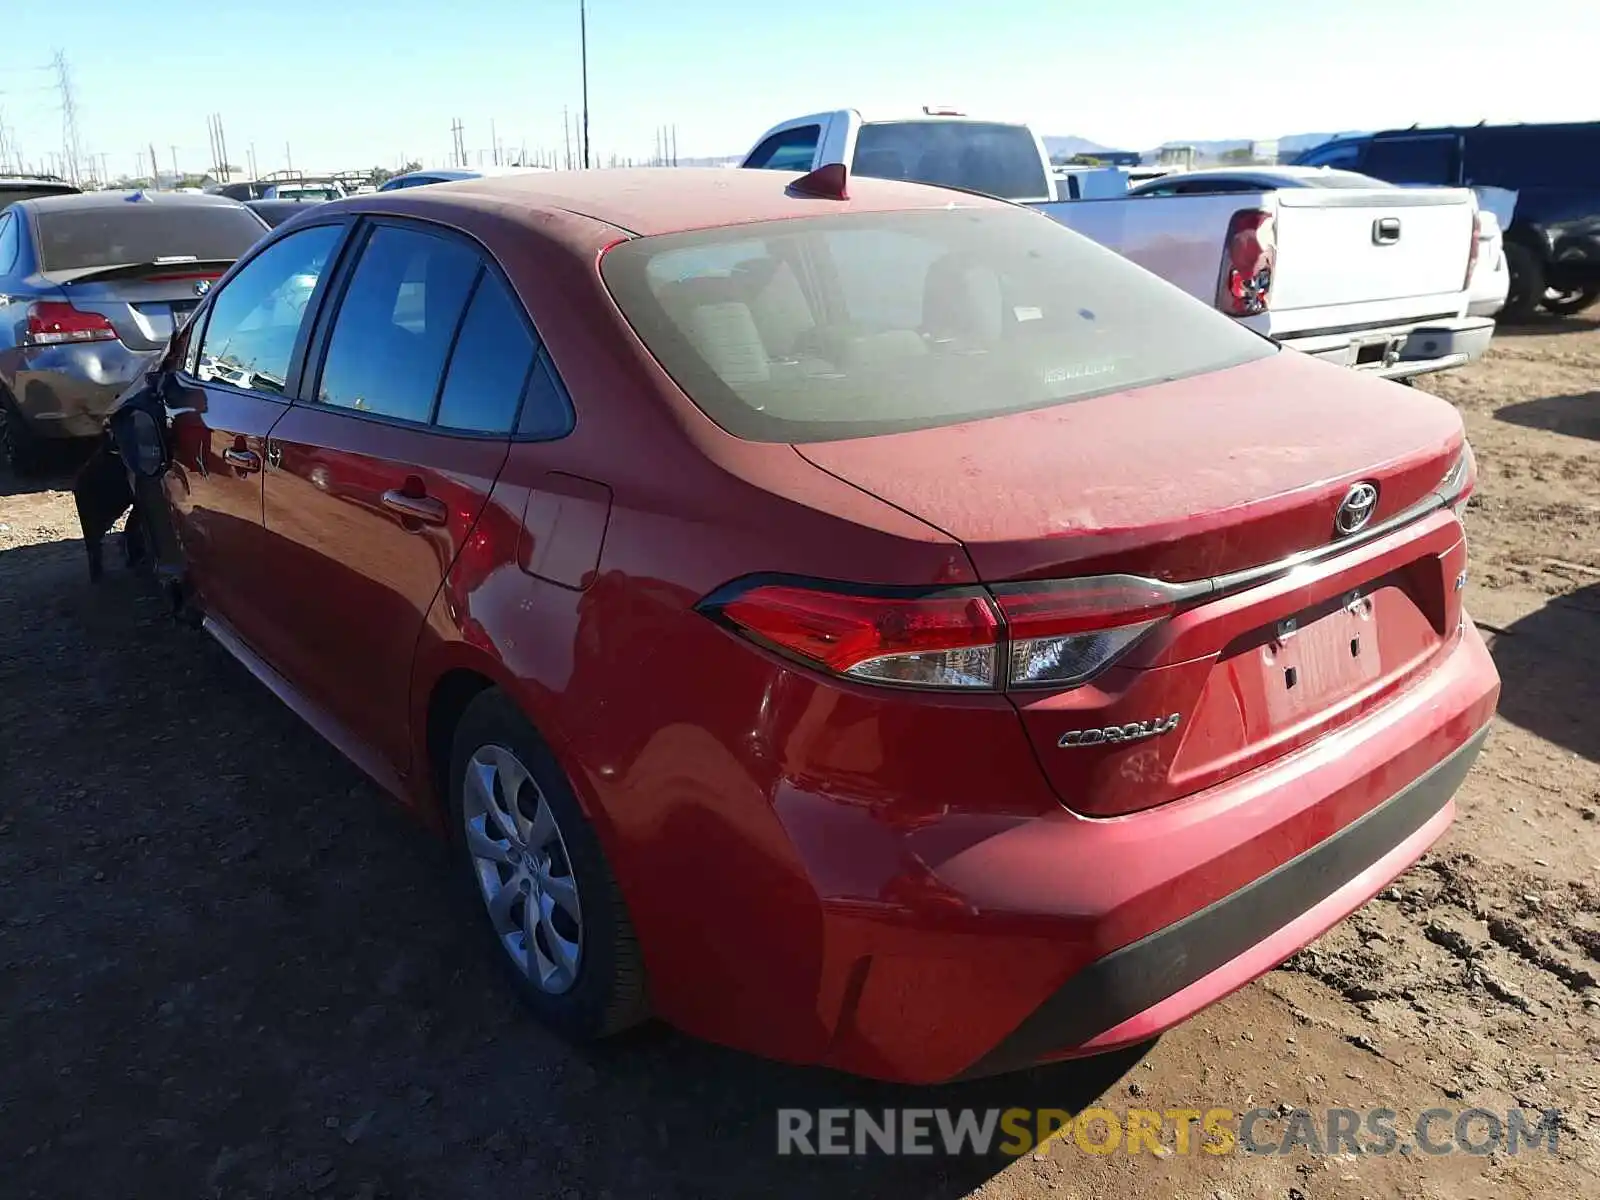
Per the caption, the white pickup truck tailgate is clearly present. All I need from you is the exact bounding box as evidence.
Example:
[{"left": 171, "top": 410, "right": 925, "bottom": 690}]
[
  {"left": 1035, "top": 187, "right": 1475, "bottom": 337},
  {"left": 1270, "top": 188, "right": 1473, "bottom": 311}
]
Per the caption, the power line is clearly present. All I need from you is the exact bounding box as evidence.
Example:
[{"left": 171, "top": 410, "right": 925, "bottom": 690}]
[{"left": 52, "top": 50, "right": 83, "bottom": 185}]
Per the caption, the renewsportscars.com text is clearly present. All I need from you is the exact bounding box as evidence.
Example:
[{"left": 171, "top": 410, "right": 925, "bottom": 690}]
[{"left": 775, "top": 1106, "right": 1564, "bottom": 1158}]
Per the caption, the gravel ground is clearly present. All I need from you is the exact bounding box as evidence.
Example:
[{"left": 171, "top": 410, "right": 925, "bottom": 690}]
[{"left": 2, "top": 315, "right": 1597, "bottom": 1199}]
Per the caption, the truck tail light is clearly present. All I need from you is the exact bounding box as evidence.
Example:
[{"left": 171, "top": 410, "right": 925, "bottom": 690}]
[
  {"left": 24, "top": 301, "right": 119, "bottom": 346},
  {"left": 1464, "top": 205, "right": 1482, "bottom": 291},
  {"left": 1216, "top": 208, "right": 1276, "bottom": 316},
  {"left": 700, "top": 574, "right": 1185, "bottom": 692}
]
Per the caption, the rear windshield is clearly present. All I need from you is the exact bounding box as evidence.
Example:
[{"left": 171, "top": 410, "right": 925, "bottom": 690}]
[
  {"left": 852, "top": 121, "right": 1050, "bottom": 201},
  {"left": 35, "top": 204, "right": 266, "bottom": 272},
  {"left": 0, "top": 185, "right": 76, "bottom": 214},
  {"left": 602, "top": 208, "right": 1275, "bottom": 442}
]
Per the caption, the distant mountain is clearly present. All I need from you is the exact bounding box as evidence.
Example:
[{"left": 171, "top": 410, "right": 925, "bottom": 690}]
[{"left": 1041, "top": 135, "right": 1115, "bottom": 158}]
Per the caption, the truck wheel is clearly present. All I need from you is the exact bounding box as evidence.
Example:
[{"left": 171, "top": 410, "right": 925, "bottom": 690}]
[
  {"left": 1541, "top": 286, "right": 1600, "bottom": 317},
  {"left": 1500, "top": 243, "right": 1545, "bottom": 323},
  {"left": 0, "top": 392, "right": 43, "bottom": 476}
]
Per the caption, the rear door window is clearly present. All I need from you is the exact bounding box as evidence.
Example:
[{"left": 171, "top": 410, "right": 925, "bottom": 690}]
[
  {"left": 1360, "top": 136, "right": 1459, "bottom": 185},
  {"left": 0, "top": 213, "right": 19, "bottom": 274},
  {"left": 195, "top": 222, "right": 344, "bottom": 394},
  {"left": 745, "top": 126, "right": 821, "bottom": 172},
  {"left": 314, "top": 224, "right": 479, "bottom": 423},
  {"left": 1465, "top": 126, "right": 1600, "bottom": 188},
  {"left": 433, "top": 272, "right": 538, "bottom": 434},
  {"left": 853, "top": 121, "right": 1049, "bottom": 200},
  {"left": 1297, "top": 140, "right": 1365, "bottom": 170}
]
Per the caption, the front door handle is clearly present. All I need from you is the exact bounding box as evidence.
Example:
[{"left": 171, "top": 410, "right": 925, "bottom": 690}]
[
  {"left": 381, "top": 489, "right": 447, "bottom": 526},
  {"left": 223, "top": 447, "right": 261, "bottom": 472}
]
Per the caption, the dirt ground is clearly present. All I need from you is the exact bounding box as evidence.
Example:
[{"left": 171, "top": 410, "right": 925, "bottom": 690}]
[{"left": 1, "top": 316, "right": 1597, "bottom": 1200}]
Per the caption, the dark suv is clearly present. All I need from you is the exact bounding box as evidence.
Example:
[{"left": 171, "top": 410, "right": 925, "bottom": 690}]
[{"left": 1296, "top": 122, "right": 1600, "bottom": 319}]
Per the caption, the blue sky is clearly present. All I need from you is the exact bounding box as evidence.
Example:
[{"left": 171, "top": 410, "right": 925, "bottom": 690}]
[{"left": 2, "top": 0, "right": 1597, "bottom": 178}]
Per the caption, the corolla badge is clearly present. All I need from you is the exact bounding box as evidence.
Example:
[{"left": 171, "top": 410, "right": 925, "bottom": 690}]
[
  {"left": 193, "top": 279, "right": 212, "bottom": 297},
  {"left": 1058, "top": 713, "right": 1181, "bottom": 748},
  {"left": 1335, "top": 481, "right": 1379, "bottom": 536}
]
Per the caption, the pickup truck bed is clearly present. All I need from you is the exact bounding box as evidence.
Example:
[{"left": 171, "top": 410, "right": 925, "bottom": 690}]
[{"left": 1037, "top": 187, "right": 1493, "bottom": 379}]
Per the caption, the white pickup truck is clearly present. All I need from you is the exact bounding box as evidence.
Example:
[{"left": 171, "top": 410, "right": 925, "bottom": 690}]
[{"left": 741, "top": 109, "right": 1495, "bottom": 380}]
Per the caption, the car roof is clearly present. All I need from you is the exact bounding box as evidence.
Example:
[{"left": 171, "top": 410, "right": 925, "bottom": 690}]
[
  {"left": 350, "top": 166, "right": 1011, "bottom": 239},
  {"left": 19, "top": 189, "right": 250, "bottom": 214}
]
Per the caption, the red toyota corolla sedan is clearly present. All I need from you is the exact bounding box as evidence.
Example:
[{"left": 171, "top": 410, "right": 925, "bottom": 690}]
[{"left": 129, "top": 167, "right": 1498, "bottom": 1083}]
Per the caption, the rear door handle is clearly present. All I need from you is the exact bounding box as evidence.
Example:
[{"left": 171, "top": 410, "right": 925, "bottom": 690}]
[
  {"left": 223, "top": 447, "right": 261, "bottom": 472},
  {"left": 381, "top": 489, "right": 447, "bottom": 526},
  {"left": 1373, "top": 217, "right": 1402, "bottom": 245}
]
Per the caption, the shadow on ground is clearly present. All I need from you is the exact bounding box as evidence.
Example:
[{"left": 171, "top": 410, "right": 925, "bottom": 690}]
[
  {"left": 0, "top": 443, "right": 91, "bottom": 498},
  {"left": 1489, "top": 582, "right": 1600, "bottom": 765},
  {"left": 0, "top": 541, "right": 1149, "bottom": 1200},
  {"left": 1495, "top": 312, "right": 1600, "bottom": 339},
  {"left": 1495, "top": 390, "right": 1600, "bottom": 441}
]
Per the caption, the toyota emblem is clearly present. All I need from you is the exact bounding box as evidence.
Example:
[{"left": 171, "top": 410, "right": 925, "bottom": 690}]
[
  {"left": 1335, "top": 481, "right": 1379, "bottom": 536},
  {"left": 193, "top": 279, "right": 212, "bottom": 297}
]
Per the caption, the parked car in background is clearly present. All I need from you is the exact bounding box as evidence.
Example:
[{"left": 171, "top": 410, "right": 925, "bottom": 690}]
[
  {"left": 743, "top": 106, "right": 1057, "bottom": 202},
  {"left": 117, "top": 168, "right": 1496, "bottom": 1083},
  {"left": 2, "top": 174, "right": 80, "bottom": 214},
  {"left": 1125, "top": 166, "right": 1509, "bottom": 318},
  {"left": 0, "top": 191, "right": 267, "bottom": 471},
  {"left": 376, "top": 165, "right": 552, "bottom": 191},
  {"left": 746, "top": 109, "right": 1494, "bottom": 381},
  {"left": 1294, "top": 122, "right": 1600, "bottom": 318},
  {"left": 216, "top": 178, "right": 347, "bottom": 202},
  {"left": 245, "top": 197, "right": 328, "bottom": 229}
]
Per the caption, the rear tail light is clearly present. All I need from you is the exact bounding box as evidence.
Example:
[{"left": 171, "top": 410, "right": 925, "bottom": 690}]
[
  {"left": 24, "top": 301, "right": 119, "bottom": 346},
  {"left": 990, "top": 575, "right": 1179, "bottom": 688},
  {"left": 1464, "top": 204, "right": 1482, "bottom": 290},
  {"left": 1216, "top": 208, "right": 1275, "bottom": 316},
  {"left": 1439, "top": 441, "right": 1476, "bottom": 518},
  {"left": 701, "top": 574, "right": 1183, "bottom": 692}
]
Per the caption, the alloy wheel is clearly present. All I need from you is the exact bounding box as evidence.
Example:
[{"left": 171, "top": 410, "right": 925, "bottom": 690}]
[{"left": 462, "top": 743, "right": 584, "bottom": 994}]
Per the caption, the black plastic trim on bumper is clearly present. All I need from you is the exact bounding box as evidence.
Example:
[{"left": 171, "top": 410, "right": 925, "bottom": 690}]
[{"left": 960, "top": 723, "right": 1490, "bottom": 1079}]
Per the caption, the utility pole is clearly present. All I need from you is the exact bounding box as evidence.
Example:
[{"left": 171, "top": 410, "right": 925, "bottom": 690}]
[
  {"left": 579, "top": 0, "right": 590, "bottom": 168},
  {"left": 98, "top": 151, "right": 109, "bottom": 186},
  {"left": 563, "top": 107, "right": 572, "bottom": 170},
  {"left": 671, "top": 124, "right": 677, "bottom": 167},
  {"left": 53, "top": 51, "right": 84, "bottom": 186},
  {"left": 491, "top": 118, "right": 499, "bottom": 165},
  {"left": 248, "top": 142, "right": 257, "bottom": 179},
  {"left": 149, "top": 142, "right": 159, "bottom": 187},
  {"left": 170, "top": 144, "right": 179, "bottom": 183},
  {"left": 285, "top": 141, "right": 293, "bottom": 172}
]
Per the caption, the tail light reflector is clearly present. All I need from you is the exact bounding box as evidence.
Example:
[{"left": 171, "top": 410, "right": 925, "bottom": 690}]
[
  {"left": 703, "top": 575, "right": 1185, "bottom": 692},
  {"left": 25, "top": 301, "right": 119, "bottom": 346},
  {"left": 1439, "top": 441, "right": 1476, "bottom": 518},
  {"left": 1216, "top": 208, "right": 1275, "bottom": 316},
  {"left": 991, "top": 575, "right": 1179, "bottom": 688}
]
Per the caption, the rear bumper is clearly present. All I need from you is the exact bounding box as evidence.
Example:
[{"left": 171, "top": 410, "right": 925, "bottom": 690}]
[
  {"left": 788, "top": 619, "right": 1498, "bottom": 1082},
  {"left": 9, "top": 343, "right": 155, "bottom": 439},
  {"left": 1280, "top": 317, "right": 1496, "bottom": 380}
]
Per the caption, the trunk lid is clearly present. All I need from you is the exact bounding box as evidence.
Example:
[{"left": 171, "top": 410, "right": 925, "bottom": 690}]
[
  {"left": 46, "top": 261, "right": 230, "bottom": 351},
  {"left": 795, "top": 350, "right": 1468, "bottom": 815}
]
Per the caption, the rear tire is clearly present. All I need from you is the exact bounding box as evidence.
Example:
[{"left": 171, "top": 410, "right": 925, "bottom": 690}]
[
  {"left": 1541, "top": 285, "right": 1600, "bottom": 317},
  {"left": 1500, "top": 242, "right": 1546, "bottom": 322},
  {"left": 0, "top": 391, "right": 43, "bottom": 476},
  {"left": 448, "top": 689, "right": 648, "bottom": 1040}
]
